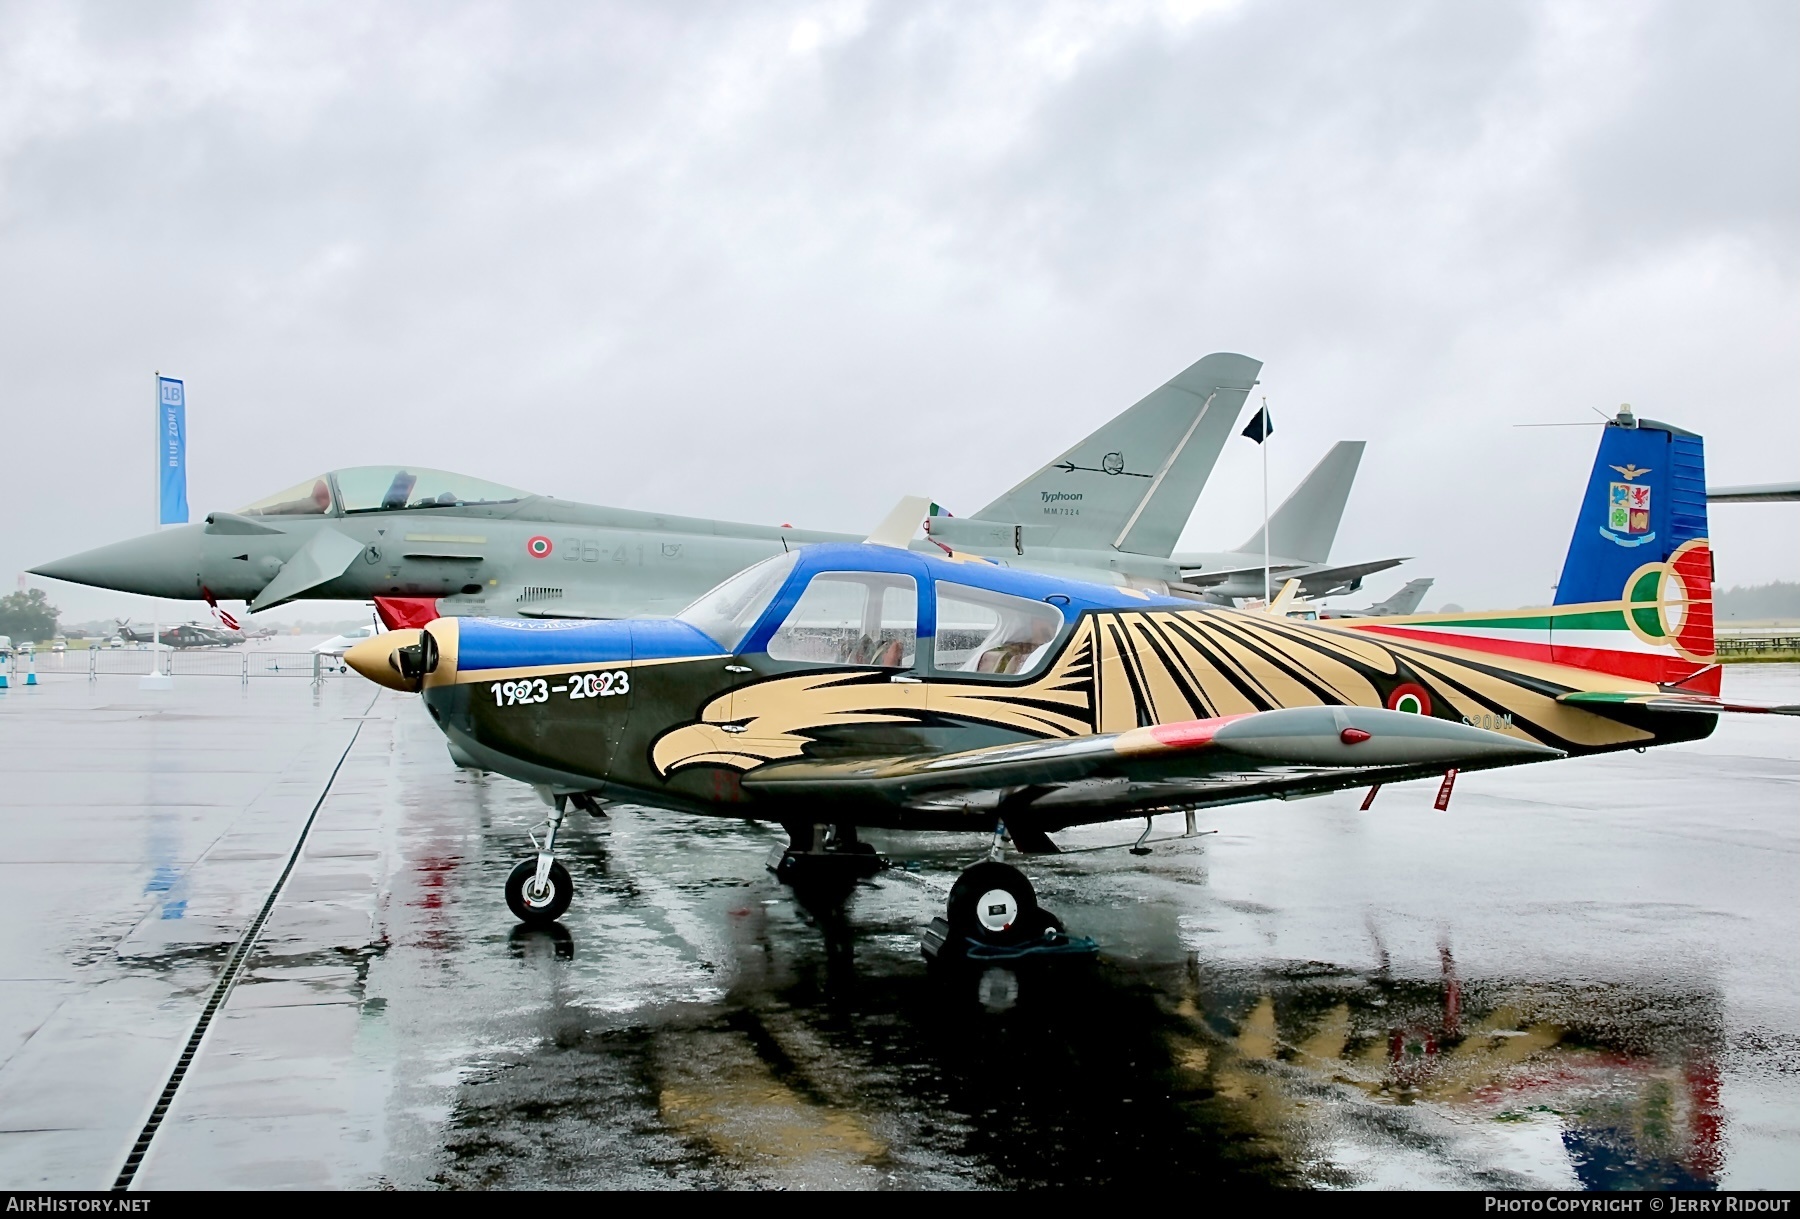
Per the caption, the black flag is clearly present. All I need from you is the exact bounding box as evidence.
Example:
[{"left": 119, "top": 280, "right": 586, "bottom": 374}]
[{"left": 1241, "top": 405, "right": 1274, "bottom": 444}]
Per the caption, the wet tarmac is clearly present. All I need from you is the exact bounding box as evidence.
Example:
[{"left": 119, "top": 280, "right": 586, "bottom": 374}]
[{"left": 0, "top": 666, "right": 1795, "bottom": 1190}]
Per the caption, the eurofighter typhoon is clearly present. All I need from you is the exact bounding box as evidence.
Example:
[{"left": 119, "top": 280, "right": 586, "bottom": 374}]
[{"left": 34, "top": 353, "right": 1405, "bottom": 624}]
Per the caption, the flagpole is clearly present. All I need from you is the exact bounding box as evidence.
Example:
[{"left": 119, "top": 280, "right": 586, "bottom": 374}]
[
  {"left": 151, "top": 370, "right": 160, "bottom": 676},
  {"left": 1261, "top": 396, "right": 1270, "bottom": 606}
]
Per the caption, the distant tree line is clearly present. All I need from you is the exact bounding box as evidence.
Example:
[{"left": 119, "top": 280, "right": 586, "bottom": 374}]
[
  {"left": 1716, "top": 581, "right": 1800, "bottom": 620},
  {"left": 0, "top": 590, "right": 60, "bottom": 642}
]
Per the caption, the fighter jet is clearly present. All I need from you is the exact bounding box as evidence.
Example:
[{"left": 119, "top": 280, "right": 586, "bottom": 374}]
[
  {"left": 1318, "top": 577, "right": 1435, "bottom": 619},
  {"left": 33, "top": 352, "right": 1404, "bottom": 622},
  {"left": 343, "top": 410, "right": 1795, "bottom": 942}
]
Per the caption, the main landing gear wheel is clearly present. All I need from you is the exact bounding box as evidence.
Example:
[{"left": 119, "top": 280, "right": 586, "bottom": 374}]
[
  {"left": 506, "top": 858, "right": 572, "bottom": 925},
  {"left": 947, "top": 861, "right": 1039, "bottom": 947}
]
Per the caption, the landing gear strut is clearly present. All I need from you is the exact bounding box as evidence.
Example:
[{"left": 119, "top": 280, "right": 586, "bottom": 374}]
[
  {"left": 923, "top": 821, "right": 1094, "bottom": 963},
  {"left": 506, "top": 794, "right": 579, "bottom": 925},
  {"left": 766, "top": 823, "right": 888, "bottom": 892}
]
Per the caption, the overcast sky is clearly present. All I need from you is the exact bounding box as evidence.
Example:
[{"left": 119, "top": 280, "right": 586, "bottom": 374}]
[{"left": 3, "top": 0, "right": 1795, "bottom": 626}]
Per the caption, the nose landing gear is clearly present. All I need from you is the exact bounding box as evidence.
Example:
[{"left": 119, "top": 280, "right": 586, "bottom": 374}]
[
  {"left": 506, "top": 857, "right": 572, "bottom": 925},
  {"left": 505, "top": 792, "right": 603, "bottom": 925}
]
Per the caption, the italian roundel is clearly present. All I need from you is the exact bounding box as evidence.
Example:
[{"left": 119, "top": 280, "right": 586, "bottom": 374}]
[
  {"left": 1386, "top": 683, "right": 1431, "bottom": 715},
  {"left": 526, "top": 535, "right": 553, "bottom": 559}
]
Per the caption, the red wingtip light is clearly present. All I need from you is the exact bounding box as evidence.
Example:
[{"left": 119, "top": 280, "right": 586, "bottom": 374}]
[{"left": 1340, "top": 727, "right": 1372, "bottom": 744}]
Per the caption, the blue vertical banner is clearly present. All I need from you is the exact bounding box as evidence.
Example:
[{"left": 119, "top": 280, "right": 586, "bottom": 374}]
[{"left": 157, "top": 375, "right": 189, "bottom": 525}]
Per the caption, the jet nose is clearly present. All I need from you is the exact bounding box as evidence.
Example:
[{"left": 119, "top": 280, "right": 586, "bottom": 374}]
[{"left": 31, "top": 526, "right": 206, "bottom": 599}]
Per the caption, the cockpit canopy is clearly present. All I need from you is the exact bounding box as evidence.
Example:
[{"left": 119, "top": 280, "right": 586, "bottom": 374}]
[{"left": 237, "top": 467, "right": 531, "bottom": 517}]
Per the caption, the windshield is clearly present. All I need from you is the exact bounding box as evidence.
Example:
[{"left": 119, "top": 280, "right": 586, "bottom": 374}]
[
  {"left": 238, "top": 475, "right": 334, "bottom": 516},
  {"left": 677, "top": 551, "right": 799, "bottom": 652},
  {"left": 334, "top": 466, "right": 529, "bottom": 512}
]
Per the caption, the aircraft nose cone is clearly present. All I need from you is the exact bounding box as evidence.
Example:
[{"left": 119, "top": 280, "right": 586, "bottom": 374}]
[
  {"left": 31, "top": 526, "right": 205, "bottom": 599},
  {"left": 345, "top": 630, "right": 423, "bottom": 692}
]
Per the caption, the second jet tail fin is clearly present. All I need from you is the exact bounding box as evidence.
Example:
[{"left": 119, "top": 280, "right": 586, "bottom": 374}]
[
  {"left": 1234, "top": 440, "right": 1365, "bottom": 563},
  {"left": 973, "top": 352, "right": 1262, "bottom": 558},
  {"left": 1365, "top": 577, "right": 1434, "bottom": 616}
]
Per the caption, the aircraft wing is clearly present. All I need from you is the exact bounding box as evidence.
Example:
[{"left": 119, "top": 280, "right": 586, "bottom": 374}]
[
  {"left": 741, "top": 705, "right": 1559, "bottom": 823},
  {"left": 1177, "top": 561, "right": 1306, "bottom": 587},
  {"left": 1178, "top": 556, "right": 1407, "bottom": 596}
]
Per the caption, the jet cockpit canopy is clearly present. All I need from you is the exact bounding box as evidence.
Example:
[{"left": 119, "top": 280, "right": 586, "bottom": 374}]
[{"left": 237, "top": 467, "right": 531, "bottom": 517}]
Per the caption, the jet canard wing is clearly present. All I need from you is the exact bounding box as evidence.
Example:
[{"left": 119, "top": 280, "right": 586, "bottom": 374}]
[{"left": 740, "top": 704, "right": 1559, "bottom": 825}]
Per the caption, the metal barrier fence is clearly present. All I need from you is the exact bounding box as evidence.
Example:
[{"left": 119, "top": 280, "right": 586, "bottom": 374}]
[
  {"left": 1715, "top": 635, "right": 1800, "bottom": 658},
  {"left": 3, "top": 648, "right": 354, "bottom": 683}
]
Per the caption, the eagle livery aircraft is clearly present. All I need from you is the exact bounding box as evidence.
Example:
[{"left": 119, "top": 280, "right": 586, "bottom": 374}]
[{"left": 347, "top": 412, "right": 1794, "bottom": 949}]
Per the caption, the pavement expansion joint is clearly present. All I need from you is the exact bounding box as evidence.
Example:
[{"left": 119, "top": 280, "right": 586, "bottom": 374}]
[{"left": 109, "top": 689, "right": 379, "bottom": 1192}]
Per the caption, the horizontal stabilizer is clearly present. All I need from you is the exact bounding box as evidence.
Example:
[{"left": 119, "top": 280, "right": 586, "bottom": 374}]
[
  {"left": 1557, "top": 690, "right": 1800, "bottom": 716},
  {"left": 1706, "top": 482, "right": 1800, "bottom": 503}
]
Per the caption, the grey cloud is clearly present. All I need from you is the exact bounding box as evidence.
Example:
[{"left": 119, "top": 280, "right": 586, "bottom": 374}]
[{"left": 1, "top": 0, "right": 1793, "bottom": 624}]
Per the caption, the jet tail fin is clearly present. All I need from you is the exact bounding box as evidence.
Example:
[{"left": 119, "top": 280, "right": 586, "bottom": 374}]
[
  {"left": 1367, "top": 577, "right": 1434, "bottom": 616},
  {"left": 973, "top": 352, "right": 1262, "bottom": 558},
  {"left": 1235, "top": 440, "right": 1365, "bottom": 563}
]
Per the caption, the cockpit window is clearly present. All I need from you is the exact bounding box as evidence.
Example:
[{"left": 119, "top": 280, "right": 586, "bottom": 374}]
[
  {"left": 934, "top": 582, "right": 1064, "bottom": 676},
  {"left": 767, "top": 573, "right": 917, "bottom": 667},
  {"left": 237, "top": 467, "right": 530, "bottom": 517},
  {"left": 238, "top": 476, "right": 334, "bottom": 517},
  {"left": 677, "top": 551, "right": 799, "bottom": 653},
  {"left": 333, "top": 467, "right": 529, "bottom": 513}
]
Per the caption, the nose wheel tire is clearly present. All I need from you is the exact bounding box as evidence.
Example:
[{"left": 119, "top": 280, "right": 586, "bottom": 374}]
[
  {"left": 506, "top": 858, "right": 573, "bottom": 925},
  {"left": 947, "top": 861, "right": 1038, "bottom": 946}
]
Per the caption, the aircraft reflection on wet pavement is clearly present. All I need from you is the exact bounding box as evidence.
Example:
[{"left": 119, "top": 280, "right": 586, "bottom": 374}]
[
  {"left": 345, "top": 412, "right": 1796, "bottom": 960},
  {"left": 454, "top": 828, "right": 1730, "bottom": 1192}
]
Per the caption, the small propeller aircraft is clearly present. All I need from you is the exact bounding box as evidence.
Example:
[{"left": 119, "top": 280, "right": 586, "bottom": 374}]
[{"left": 346, "top": 413, "right": 1795, "bottom": 948}]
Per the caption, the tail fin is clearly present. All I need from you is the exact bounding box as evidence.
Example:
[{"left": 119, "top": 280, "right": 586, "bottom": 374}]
[
  {"left": 1552, "top": 411, "right": 1713, "bottom": 667},
  {"left": 974, "top": 352, "right": 1261, "bottom": 557},
  {"left": 1367, "top": 577, "right": 1434, "bottom": 616},
  {"left": 1340, "top": 414, "right": 1716, "bottom": 692},
  {"left": 1235, "top": 440, "right": 1365, "bottom": 563}
]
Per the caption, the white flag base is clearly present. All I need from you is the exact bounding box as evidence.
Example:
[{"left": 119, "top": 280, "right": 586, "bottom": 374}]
[{"left": 139, "top": 672, "right": 174, "bottom": 690}]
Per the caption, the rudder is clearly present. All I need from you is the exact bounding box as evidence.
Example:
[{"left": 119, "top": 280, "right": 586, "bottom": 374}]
[{"left": 1551, "top": 412, "right": 1714, "bottom": 684}]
